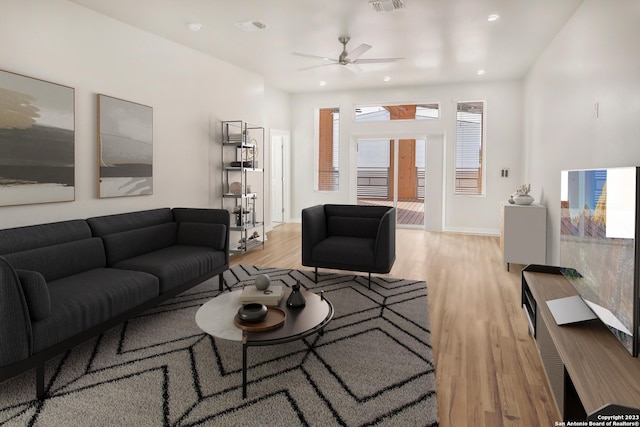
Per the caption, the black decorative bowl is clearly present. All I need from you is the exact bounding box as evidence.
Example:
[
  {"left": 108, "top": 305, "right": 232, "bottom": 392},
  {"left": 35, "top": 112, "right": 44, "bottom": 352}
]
[{"left": 237, "top": 303, "right": 268, "bottom": 323}]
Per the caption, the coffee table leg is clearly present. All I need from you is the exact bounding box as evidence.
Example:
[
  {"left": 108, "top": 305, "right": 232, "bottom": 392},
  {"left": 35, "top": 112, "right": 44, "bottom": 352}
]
[{"left": 242, "top": 335, "right": 248, "bottom": 398}]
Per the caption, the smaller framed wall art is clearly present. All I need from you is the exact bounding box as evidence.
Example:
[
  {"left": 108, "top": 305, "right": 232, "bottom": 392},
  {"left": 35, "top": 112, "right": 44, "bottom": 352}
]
[
  {"left": 0, "top": 69, "right": 75, "bottom": 206},
  {"left": 98, "top": 94, "right": 153, "bottom": 198}
]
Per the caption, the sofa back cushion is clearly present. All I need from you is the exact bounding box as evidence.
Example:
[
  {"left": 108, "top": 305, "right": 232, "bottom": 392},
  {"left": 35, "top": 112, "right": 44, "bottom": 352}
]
[
  {"left": 87, "top": 208, "right": 174, "bottom": 236},
  {"left": 177, "top": 222, "right": 226, "bottom": 250},
  {"left": 324, "top": 205, "right": 392, "bottom": 239},
  {"left": 101, "top": 222, "right": 178, "bottom": 266},
  {"left": 87, "top": 208, "right": 178, "bottom": 266},
  {"left": 0, "top": 219, "right": 92, "bottom": 253},
  {"left": 4, "top": 238, "right": 107, "bottom": 282},
  {"left": 327, "top": 216, "right": 380, "bottom": 239},
  {"left": 0, "top": 220, "right": 106, "bottom": 280}
]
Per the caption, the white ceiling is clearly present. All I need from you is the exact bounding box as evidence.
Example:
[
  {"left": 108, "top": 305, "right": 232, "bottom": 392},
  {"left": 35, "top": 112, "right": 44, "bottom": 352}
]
[{"left": 70, "top": 0, "right": 583, "bottom": 93}]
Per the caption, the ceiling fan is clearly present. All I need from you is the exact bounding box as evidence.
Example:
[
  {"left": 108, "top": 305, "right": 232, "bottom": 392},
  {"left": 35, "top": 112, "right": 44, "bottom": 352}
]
[{"left": 293, "top": 36, "right": 403, "bottom": 73}]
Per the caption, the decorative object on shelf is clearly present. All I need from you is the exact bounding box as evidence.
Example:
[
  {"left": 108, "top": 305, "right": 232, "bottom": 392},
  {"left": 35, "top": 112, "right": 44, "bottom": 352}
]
[
  {"left": 238, "top": 142, "right": 258, "bottom": 168},
  {"left": 237, "top": 303, "right": 268, "bottom": 323},
  {"left": 512, "top": 184, "right": 535, "bottom": 205},
  {"left": 254, "top": 274, "right": 270, "bottom": 290},
  {"left": 229, "top": 181, "right": 243, "bottom": 195},
  {"left": 286, "top": 281, "right": 306, "bottom": 308}
]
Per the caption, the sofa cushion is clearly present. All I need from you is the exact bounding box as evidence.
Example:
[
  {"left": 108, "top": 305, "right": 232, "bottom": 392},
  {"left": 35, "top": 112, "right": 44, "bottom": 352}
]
[
  {"left": 101, "top": 223, "right": 178, "bottom": 266},
  {"left": 4, "top": 238, "right": 107, "bottom": 281},
  {"left": 87, "top": 208, "right": 174, "bottom": 236},
  {"left": 16, "top": 270, "right": 50, "bottom": 321},
  {"left": 177, "top": 222, "right": 226, "bottom": 250},
  {"left": 112, "top": 245, "right": 226, "bottom": 293},
  {"left": 31, "top": 268, "right": 159, "bottom": 353},
  {"left": 327, "top": 216, "right": 380, "bottom": 239},
  {"left": 312, "top": 236, "right": 376, "bottom": 268},
  {"left": 0, "top": 220, "right": 92, "bottom": 254}
]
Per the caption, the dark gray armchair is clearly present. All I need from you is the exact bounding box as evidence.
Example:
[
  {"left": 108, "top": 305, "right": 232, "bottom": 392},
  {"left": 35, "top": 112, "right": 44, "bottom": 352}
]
[{"left": 302, "top": 204, "right": 396, "bottom": 288}]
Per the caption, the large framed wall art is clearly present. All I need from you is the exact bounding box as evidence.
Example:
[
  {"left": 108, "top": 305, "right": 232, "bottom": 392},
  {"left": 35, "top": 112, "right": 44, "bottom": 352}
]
[
  {"left": 98, "top": 94, "right": 153, "bottom": 198},
  {"left": 0, "top": 70, "right": 75, "bottom": 206}
]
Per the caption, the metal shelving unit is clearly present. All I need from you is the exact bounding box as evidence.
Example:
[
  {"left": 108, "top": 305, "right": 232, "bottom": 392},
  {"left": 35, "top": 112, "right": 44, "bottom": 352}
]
[{"left": 221, "top": 120, "right": 265, "bottom": 255}]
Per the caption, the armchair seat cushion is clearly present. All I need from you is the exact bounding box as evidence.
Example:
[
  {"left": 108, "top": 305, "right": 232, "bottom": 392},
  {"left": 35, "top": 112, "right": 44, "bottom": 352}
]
[
  {"left": 312, "top": 236, "right": 376, "bottom": 268},
  {"left": 112, "top": 245, "right": 226, "bottom": 293}
]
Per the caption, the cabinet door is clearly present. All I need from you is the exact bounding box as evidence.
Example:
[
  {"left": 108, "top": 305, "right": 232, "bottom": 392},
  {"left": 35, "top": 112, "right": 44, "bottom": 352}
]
[{"left": 502, "top": 204, "right": 546, "bottom": 265}]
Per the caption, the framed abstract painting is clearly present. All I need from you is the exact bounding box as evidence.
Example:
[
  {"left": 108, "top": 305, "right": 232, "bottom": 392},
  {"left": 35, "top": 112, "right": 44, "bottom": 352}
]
[
  {"left": 0, "top": 70, "right": 75, "bottom": 206},
  {"left": 98, "top": 94, "right": 153, "bottom": 198}
]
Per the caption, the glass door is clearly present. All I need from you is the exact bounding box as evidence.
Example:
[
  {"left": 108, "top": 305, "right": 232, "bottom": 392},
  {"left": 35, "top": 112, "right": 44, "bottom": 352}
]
[{"left": 356, "top": 138, "right": 425, "bottom": 227}]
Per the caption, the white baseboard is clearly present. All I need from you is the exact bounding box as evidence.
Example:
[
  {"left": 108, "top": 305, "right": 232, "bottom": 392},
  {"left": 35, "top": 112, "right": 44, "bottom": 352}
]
[{"left": 442, "top": 226, "right": 500, "bottom": 236}]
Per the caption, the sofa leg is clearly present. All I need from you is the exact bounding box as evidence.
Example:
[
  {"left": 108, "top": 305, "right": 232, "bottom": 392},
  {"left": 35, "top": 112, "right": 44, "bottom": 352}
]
[
  {"left": 36, "top": 361, "right": 45, "bottom": 400},
  {"left": 368, "top": 272, "right": 371, "bottom": 289},
  {"left": 218, "top": 274, "right": 225, "bottom": 291},
  {"left": 314, "top": 267, "right": 318, "bottom": 283}
]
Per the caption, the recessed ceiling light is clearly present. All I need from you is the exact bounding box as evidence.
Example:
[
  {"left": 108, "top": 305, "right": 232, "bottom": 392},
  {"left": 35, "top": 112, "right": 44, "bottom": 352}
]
[
  {"left": 488, "top": 14, "right": 500, "bottom": 22},
  {"left": 477, "top": 69, "right": 486, "bottom": 75},
  {"left": 319, "top": 81, "right": 327, "bottom": 86},
  {"left": 235, "top": 20, "right": 268, "bottom": 32},
  {"left": 187, "top": 22, "right": 202, "bottom": 32},
  {"left": 383, "top": 76, "right": 391, "bottom": 82}
]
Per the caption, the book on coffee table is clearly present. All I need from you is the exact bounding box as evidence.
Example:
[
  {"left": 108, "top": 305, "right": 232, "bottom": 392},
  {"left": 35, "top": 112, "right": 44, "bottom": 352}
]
[{"left": 239, "top": 285, "right": 283, "bottom": 306}]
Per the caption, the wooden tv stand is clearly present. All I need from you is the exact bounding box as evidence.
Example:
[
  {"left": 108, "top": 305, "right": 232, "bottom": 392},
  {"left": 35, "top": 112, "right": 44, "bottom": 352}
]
[{"left": 521, "top": 265, "right": 640, "bottom": 421}]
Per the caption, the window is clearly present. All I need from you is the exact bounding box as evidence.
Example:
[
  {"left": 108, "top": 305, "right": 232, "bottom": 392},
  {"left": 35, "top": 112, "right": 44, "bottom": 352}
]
[
  {"left": 355, "top": 104, "right": 439, "bottom": 122},
  {"left": 455, "top": 101, "right": 484, "bottom": 195},
  {"left": 318, "top": 108, "right": 339, "bottom": 191}
]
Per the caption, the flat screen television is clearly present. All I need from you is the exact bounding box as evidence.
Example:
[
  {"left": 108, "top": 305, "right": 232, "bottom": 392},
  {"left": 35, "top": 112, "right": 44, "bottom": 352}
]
[{"left": 559, "top": 167, "right": 640, "bottom": 356}]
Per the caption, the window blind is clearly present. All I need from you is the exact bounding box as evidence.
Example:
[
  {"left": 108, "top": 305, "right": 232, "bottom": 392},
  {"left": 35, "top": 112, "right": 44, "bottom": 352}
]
[{"left": 455, "top": 102, "right": 484, "bottom": 195}]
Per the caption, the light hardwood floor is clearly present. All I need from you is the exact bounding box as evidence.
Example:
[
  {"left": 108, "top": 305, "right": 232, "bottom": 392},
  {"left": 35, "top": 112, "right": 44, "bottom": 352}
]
[{"left": 230, "top": 223, "right": 559, "bottom": 427}]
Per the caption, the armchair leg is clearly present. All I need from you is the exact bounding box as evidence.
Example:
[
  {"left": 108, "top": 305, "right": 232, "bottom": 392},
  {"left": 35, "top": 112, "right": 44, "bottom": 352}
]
[
  {"left": 368, "top": 272, "right": 371, "bottom": 289},
  {"left": 314, "top": 267, "right": 318, "bottom": 283}
]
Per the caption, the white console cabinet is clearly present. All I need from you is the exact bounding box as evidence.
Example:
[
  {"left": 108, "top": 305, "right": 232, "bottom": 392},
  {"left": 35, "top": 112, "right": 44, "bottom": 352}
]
[{"left": 500, "top": 202, "right": 546, "bottom": 271}]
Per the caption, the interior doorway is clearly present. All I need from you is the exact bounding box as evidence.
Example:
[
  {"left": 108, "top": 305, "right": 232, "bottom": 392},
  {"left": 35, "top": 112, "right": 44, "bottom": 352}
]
[
  {"left": 270, "top": 131, "right": 290, "bottom": 225},
  {"left": 356, "top": 137, "right": 426, "bottom": 227}
]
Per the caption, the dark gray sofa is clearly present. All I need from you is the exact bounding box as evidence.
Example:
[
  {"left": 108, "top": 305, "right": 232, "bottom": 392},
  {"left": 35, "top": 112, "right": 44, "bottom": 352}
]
[
  {"left": 302, "top": 204, "right": 396, "bottom": 287},
  {"left": 0, "top": 207, "right": 229, "bottom": 399}
]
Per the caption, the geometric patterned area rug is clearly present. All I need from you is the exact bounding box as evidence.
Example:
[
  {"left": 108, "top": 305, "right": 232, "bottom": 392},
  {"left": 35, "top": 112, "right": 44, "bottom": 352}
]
[{"left": 0, "top": 265, "right": 438, "bottom": 426}]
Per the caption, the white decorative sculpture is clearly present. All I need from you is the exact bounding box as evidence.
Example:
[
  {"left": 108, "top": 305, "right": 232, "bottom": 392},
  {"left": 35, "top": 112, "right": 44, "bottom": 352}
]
[{"left": 511, "top": 184, "right": 534, "bottom": 205}]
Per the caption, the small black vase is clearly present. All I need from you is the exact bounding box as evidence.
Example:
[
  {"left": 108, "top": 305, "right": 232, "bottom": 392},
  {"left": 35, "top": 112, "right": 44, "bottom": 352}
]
[{"left": 286, "top": 282, "right": 306, "bottom": 308}]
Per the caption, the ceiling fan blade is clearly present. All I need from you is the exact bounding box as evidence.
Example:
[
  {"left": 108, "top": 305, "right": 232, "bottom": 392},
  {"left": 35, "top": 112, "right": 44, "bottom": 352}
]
[
  {"left": 344, "top": 63, "right": 364, "bottom": 74},
  {"left": 347, "top": 44, "right": 371, "bottom": 60},
  {"left": 352, "top": 57, "right": 403, "bottom": 64},
  {"left": 292, "top": 52, "right": 336, "bottom": 61},
  {"left": 298, "top": 62, "right": 339, "bottom": 71}
]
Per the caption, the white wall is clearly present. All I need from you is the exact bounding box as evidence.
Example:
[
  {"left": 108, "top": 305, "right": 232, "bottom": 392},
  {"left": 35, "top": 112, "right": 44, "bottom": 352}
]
[
  {"left": 524, "top": 0, "right": 640, "bottom": 263},
  {"left": 290, "top": 81, "right": 523, "bottom": 234},
  {"left": 0, "top": 0, "right": 277, "bottom": 229}
]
